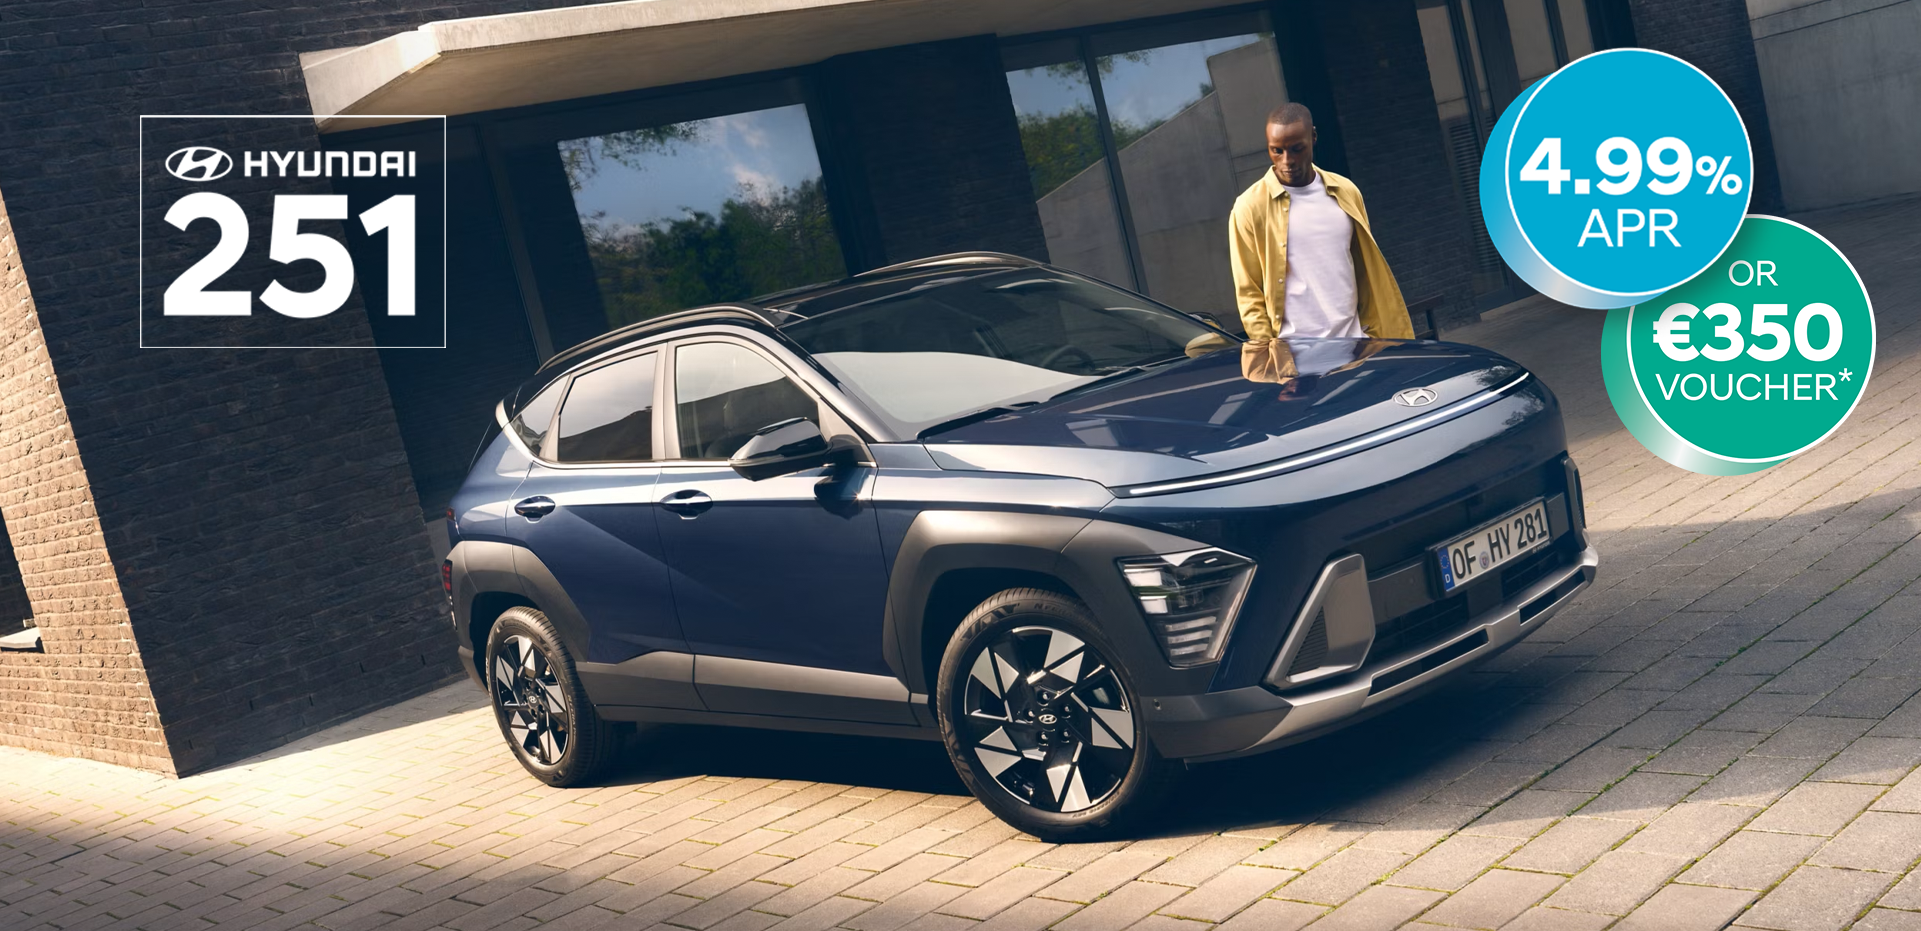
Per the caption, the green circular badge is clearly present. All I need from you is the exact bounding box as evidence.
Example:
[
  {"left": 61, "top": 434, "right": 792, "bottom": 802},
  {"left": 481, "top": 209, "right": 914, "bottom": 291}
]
[{"left": 1602, "top": 215, "right": 1874, "bottom": 475}]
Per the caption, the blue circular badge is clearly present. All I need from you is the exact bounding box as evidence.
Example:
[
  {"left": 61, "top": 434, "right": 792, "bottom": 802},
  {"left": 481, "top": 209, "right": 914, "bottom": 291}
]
[{"left": 1480, "top": 49, "right": 1752, "bottom": 309}]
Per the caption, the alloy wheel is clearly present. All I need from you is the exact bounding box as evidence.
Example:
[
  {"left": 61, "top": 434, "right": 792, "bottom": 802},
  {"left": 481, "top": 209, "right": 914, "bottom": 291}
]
[
  {"left": 960, "top": 625, "right": 1135, "bottom": 812},
  {"left": 492, "top": 634, "right": 571, "bottom": 765}
]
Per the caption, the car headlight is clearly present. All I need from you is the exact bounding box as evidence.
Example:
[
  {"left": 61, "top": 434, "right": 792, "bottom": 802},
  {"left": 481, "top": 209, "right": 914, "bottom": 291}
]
[{"left": 1117, "top": 548, "right": 1256, "bottom": 666}]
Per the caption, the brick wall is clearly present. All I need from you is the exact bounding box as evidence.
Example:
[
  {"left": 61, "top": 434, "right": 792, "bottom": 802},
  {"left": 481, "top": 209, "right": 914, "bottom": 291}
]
[
  {"left": 0, "top": 190, "right": 172, "bottom": 773},
  {"left": 0, "top": 1, "right": 587, "bottom": 774},
  {"left": 1628, "top": 0, "right": 1785, "bottom": 212},
  {"left": 1312, "top": 0, "right": 1482, "bottom": 329},
  {"left": 813, "top": 36, "right": 1050, "bottom": 270}
]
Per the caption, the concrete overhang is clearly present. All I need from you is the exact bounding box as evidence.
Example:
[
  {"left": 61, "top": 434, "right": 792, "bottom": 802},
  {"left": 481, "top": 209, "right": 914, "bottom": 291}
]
[{"left": 300, "top": 0, "right": 1243, "bottom": 132}]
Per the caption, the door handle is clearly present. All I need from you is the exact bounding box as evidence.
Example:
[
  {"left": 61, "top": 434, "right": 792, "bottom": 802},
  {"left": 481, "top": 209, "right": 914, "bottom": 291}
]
[
  {"left": 661, "top": 489, "right": 713, "bottom": 518},
  {"left": 514, "top": 496, "right": 556, "bottom": 521}
]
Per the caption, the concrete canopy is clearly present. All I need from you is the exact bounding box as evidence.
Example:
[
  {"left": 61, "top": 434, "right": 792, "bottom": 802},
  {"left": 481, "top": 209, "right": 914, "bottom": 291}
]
[{"left": 300, "top": 0, "right": 1245, "bottom": 131}]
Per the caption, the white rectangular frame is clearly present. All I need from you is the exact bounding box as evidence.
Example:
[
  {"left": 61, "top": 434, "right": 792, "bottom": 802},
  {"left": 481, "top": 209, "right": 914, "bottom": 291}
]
[{"left": 138, "top": 113, "right": 449, "bottom": 349}]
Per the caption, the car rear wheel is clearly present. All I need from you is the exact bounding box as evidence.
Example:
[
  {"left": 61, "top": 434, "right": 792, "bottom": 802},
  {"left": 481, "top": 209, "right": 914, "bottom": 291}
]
[
  {"left": 936, "top": 588, "right": 1180, "bottom": 840},
  {"left": 486, "top": 606, "right": 620, "bottom": 786}
]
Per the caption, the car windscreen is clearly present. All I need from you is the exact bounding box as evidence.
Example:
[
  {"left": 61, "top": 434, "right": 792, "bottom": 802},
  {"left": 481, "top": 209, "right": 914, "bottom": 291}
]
[{"left": 779, "top": 269, "right": 1228, "bottom": 437}]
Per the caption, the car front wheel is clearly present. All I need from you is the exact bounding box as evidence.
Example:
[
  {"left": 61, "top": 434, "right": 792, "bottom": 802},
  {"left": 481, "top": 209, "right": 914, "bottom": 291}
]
[
  {"left": 485, "top": 606, "right": 620, "bottom": 786},
  {"left": 936, "top": 588, "right": 1179, "bottom": 840}
]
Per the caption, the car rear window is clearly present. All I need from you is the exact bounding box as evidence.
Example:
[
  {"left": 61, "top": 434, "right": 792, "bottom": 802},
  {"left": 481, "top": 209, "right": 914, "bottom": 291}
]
[
  {"left": 554, "top": 353, "right": 658, "bottom": 463},
  {"left": 509, "top": 380, "right": 564, "bottom": 454}
]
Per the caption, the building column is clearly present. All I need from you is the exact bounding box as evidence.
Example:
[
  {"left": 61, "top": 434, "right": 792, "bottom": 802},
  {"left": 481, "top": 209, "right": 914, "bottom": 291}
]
[
  {"left": 1626, "top": 0, "right": 1785, "bottom": 212},
  {"left": 811, "top": 35, "right": 1049, "bottom": 271}
]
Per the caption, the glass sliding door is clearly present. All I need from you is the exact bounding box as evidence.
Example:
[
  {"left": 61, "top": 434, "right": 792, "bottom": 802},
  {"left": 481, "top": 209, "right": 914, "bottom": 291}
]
[
  {"left": 558, "top": 104, "right": 846, "bottom": 330},
  {"left": 1004, "top": 39, "right": 1134, "bottom": 291},
  {"left": 1002, "top": 11, "right": 1286, "bottom": 329},
  {"left": 1096, "top": 23, "right": 1286, "bottom": 319}
]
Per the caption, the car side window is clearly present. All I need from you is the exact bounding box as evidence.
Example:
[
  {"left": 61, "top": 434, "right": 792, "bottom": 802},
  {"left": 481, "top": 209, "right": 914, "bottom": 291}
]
[
  {"left": 510, "top": 380, "right": 565, "bottom": 454},
  {"left": 554, "top": 352, "right": 658, "bottom": 463},
  {"left": 674, "top": 342, "right": 818, "bottom": 460}
]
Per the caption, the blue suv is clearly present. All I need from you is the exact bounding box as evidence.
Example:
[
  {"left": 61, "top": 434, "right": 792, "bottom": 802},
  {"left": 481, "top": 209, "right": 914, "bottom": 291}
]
[{"left": 446, "top": 252, "right": 1596, "bottom": 839}]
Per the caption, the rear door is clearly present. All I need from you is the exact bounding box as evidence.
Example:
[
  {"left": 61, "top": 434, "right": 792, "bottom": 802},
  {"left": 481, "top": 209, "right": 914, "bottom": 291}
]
[
  {"left": 653, "top": 336, "right": 909, "bottom": 724},
  {"left": 509, "top": 349, "right": 698, "bottom": 708}
]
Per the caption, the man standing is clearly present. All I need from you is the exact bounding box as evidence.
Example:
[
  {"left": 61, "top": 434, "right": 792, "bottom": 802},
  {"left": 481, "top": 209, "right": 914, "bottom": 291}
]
[{"left": 1229, "top": 103, "right": 1414, "bottom": 341}]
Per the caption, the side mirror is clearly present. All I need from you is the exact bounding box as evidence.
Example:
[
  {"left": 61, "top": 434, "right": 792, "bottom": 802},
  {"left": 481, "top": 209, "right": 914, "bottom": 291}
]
[{"left": 730, "top": 418, "right": 837, "bottom": 481}]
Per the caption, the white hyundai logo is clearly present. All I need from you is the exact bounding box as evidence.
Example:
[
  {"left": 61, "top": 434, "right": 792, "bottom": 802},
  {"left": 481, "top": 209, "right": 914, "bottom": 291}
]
[
  {"left": 165, "top": 146, "right": 233, "bottom": 182},
  {"left": 1394, "top": 387, "right": 1438, "bottom": 407}
]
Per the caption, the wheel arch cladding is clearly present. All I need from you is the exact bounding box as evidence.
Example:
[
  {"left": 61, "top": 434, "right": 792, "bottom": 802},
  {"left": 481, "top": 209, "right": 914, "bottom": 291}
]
[
  {"left": 886, "top": 510, "right": 1222, "bottom": 698},
  {"left": 468, "top": 591, "right": 537, "bottom": 674},
  {"left": 917, "top": 568, "right": 1082, "bottom": 698},
  {"left": 886, "top": 511, "right": 1093, "bottom": 696},
  {"left": 451, "top": 539, "right": 595, "bottom": 668}
]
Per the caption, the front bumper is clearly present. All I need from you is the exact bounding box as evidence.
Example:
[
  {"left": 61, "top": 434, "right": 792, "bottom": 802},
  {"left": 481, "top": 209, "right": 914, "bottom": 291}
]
[{"left": 1142, "top": 542, "right": 1597, "bottom": 761}]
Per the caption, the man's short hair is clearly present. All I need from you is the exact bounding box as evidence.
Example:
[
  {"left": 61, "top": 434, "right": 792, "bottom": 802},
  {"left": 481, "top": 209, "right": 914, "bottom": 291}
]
[{"left": 1266, "top": 102, "right": 1313, "bottom": 129}]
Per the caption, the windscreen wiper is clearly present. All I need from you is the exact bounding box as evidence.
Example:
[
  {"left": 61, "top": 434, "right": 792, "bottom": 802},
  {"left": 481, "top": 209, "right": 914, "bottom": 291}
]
[
  {"left": 1043, "top": 354, "right": 1191, "bottom": 402},
  {"left": 918, "top": 402, "right": 1039, "bottom": 439}
]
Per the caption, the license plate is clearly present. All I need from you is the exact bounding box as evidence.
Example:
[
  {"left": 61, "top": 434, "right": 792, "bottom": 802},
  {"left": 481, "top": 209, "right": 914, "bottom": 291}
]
[{"left": 1435, "top": 499, "right": 1552, "bottom": 593}]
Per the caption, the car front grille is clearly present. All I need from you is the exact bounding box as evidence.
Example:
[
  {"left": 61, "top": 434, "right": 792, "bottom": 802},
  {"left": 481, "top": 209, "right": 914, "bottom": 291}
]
[
  {"left": 1501, "top": 541, "right": 1566, "bottom": 601},
  {"left": 1371, "top": 593, "right": 1469, "bottom": 659},
  {"left": 1349, "top": 464, "right": 1556, "bottom": 573},
  {"left": 1264, "top": 459, "right": 1584, "bottom": 693}
]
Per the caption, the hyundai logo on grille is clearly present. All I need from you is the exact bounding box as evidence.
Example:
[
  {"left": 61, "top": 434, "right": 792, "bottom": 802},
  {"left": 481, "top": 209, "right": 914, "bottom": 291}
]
[
  {"left": 164, "top": 146, "right": 233, "bottom": 182},
  {"left": 1394, "top": 386, "right": 1439, "bottom": 407}
]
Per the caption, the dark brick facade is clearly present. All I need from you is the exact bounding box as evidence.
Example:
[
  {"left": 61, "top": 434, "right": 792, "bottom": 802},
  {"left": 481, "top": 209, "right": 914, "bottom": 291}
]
[
  {"left": 0, "top": 1, "right": 591, "bottom": 774},
  {"left": 1627, "top": 0, "right": 1785, "bottom": 213},
  {"left": 1312, "top": 0, "right": 1483, "bottom": 330}
]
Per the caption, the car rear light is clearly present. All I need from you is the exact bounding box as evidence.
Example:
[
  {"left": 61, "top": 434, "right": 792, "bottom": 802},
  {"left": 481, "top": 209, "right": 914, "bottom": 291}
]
[
  {"left": 1117, "top": 548, "right": 1256, "bottom": 667},
  {"left": 441, "top": 560, "right": 454, "bottom": 603}
]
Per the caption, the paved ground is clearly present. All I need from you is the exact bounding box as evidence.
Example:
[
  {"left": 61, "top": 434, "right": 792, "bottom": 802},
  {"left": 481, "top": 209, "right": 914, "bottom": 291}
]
[{"left": 8, "top": 198, "right": 1921, "bottom": 931}]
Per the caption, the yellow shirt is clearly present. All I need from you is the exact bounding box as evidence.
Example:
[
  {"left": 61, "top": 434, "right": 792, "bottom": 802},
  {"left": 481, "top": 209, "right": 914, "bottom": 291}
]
[{"left": 1229, "top": 165, "right": 1414, "bottom": 341}]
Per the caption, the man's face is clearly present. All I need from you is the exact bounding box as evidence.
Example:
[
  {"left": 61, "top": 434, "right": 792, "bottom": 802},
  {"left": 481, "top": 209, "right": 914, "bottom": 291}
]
[{"left": 1267, "top": 120, "right": 1316, "bottom": 186}]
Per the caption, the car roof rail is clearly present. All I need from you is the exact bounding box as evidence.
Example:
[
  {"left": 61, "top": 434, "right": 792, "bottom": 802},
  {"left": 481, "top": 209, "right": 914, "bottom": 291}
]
[
  {"left": 852, "top": 251, "right": 1045, "bottom": 279},
  {"left": 535, "top": 304, "right": 777, "bottom": 374}
]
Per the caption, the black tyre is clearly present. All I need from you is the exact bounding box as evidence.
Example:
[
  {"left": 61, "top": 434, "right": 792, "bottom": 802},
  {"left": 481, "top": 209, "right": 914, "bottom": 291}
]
[
  {"left": 936, "top": 588, "right": 1180, "bottom": 841},
  {"left": 485, "top": 606, "right": 620, "bottom": 787}
]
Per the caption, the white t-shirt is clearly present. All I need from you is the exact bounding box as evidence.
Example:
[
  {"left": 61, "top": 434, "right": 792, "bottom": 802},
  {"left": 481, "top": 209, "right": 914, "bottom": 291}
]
[{"left": 1277, "top": 173, "right": 1363, "bottom": 339}]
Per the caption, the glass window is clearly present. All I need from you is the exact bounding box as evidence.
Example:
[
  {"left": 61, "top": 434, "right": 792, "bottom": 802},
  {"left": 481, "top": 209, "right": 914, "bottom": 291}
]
[
  {"left": 1455, "top": 0, "right": 1496, "bottom": 124},
  {"left": 559, "top": 105, "right": 847, "bottom": 331},
  {"left": 1557, "top": 0, "right": 1595, "bottom": 59},
  {"left": 1505, "top": 0, "right": 1560, "bottom": 86},
  {"left": 781, "top": 268, "right": 1222, "bottom": 436},
  {"left": 674, "top": 342, "right": 819, "bottom": 460},
  {"left": 1001, "top": 15, "right": 1286, "bottom": 327},
  {"left": 555, "top": 353, "right": 657, "bottom": 462},
  {"left": 1419, "top": 0, "right": 1508, "bottom": 297},
  {"left": 511, "top": 381, "right": 564, "bottom": 454},
  {"left": 1004, "top": 43, "right": 1134, "bottom": 290},
  {"left": 1098, "top": 30, "right": 1285, "bottom": 319}
]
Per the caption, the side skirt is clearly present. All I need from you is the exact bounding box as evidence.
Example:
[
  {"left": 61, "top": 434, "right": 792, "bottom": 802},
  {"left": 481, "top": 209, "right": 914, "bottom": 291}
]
[{"left": 595, "top": 704, "right": 941, "bottom": 741}]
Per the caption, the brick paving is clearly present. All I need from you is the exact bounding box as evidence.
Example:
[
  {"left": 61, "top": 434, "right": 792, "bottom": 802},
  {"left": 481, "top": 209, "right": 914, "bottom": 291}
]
[{"left": 5, "top": 196, "right": 1921, "bottom": 930}]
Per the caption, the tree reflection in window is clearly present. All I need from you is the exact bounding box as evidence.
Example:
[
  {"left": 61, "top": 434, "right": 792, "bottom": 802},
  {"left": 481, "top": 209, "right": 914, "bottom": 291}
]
[{"left": 559, "top": 105, "right": 846, "bottom": 330}]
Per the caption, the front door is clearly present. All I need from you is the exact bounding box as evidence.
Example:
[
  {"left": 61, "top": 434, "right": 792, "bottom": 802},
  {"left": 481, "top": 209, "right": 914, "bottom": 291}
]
[
  {"left": 509, "top": 350, "right": 698, "bottom": 709},
  {"left": 653, "top": 338, "right": 908, "bottom": 724}
]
